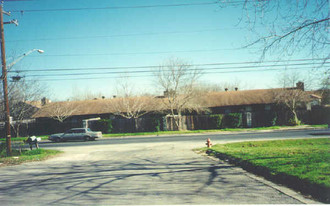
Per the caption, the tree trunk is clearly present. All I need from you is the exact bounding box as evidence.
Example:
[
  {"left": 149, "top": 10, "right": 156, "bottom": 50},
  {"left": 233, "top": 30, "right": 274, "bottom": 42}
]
[
  {"left": 174, "top": 115, "right": 182, "bottom": 131},
  {"left": 12, "top": 123, "right": 20, "bottom": 138},
  {"left": 16, "top": 125, "right": 20, "bottom": 137},
  {"left": 292, "top": 110, "right": 300, "bottom": 125},
  {"left": 134, "top": 118, "right": 138, "bottom": 132}
]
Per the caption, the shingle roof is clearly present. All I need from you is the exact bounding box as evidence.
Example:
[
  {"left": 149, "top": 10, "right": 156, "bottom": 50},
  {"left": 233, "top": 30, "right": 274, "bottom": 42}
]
[
  {"left": 32, "top": 88, "right": 316, "bottom": 118},
  {"left": 32, "top": 96, "right": 161, "bottom": 118},
  {"left": 201, "top": 88, "right": 281, "bottom": 108}
]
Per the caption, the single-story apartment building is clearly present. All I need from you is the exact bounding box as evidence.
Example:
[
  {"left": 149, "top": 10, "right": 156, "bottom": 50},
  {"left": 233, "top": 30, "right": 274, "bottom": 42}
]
[{"left": 28, "top": 84, "right": 325, "bottom": 135}]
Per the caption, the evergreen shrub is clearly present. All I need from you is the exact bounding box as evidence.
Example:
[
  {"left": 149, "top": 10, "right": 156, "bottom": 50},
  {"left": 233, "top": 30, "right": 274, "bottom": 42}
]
[
  {"left": 94, "top": 119, "right": 113, "bottom": 134},
  {"left": 222, "top": 113, "right": 242, "bottom": 128},
  {"left": 149, "top": 116, "right": 162, "bottom": 132},
  {"left": 209, "top": 114, "right": 224, "bottom": 129}
]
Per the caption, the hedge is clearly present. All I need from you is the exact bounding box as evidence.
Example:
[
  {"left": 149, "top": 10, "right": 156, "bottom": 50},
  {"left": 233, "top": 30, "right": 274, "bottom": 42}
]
[
  {"left": 209, "top": 114, "right": 224, "bottom": 129},
  {"left": 93, "top": 119, "right": 113, "bottom": 134},
  {"left": 222, "top": 113, "right": 242, "bottom": 128}
]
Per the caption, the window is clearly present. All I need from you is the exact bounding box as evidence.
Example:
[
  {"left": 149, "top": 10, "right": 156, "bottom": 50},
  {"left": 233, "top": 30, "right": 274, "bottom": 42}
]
[{"left": 76, "top": 129, "right": 85, "bottom": 133}]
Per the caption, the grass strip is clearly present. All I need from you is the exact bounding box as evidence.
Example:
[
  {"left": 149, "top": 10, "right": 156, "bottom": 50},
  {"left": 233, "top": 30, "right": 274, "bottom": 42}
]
[
  {"left": 200, "top": 138, "right": 330, "bottom": 202},
  {"left": 0, "top": 148, "right": 62, "bottom": 166}
]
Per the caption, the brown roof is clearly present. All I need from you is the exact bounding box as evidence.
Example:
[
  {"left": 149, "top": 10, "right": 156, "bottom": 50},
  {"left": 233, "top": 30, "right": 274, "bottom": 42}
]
[
  {"left": 32, "top": 88, "right": 314, "bottom": 118},
  {"left": 202, "top": 88, "right": 280, "bottom": 108},
  {"left": 32, "top": 96, "right": 162, "bottom": 118}
]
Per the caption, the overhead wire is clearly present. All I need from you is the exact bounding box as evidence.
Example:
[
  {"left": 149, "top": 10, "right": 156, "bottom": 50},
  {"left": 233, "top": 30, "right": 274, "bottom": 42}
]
[
  {"left": 6, "top": 27, "right": 249, "bottom": 43},
  {"left": 20, "top": 66, "right": 320, "bottom": 82},
  {"left": 13, "top": 60, "right": 328, "bottom": 82},
  {"left": 22, "top": 62, "right": 329, "bottom": 78},
  {"left": 9, "top": 58, "right": 328, "bottom": 73},
  {"left": 24, "top": 48, "right": 255, "bottom": 58},
  {"left": 9, "top": 1, "right": 250, "bottom": 13}
]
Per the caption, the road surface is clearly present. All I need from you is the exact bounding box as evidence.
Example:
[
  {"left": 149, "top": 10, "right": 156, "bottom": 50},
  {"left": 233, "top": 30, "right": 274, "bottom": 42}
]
[{"left": 0, "top": 129, "right": 327, "bottom": 205}]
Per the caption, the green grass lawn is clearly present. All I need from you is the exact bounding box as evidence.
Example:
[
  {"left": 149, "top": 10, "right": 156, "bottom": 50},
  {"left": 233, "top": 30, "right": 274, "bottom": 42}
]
[
  {"left": 0, "top": 148, "right": 62, "bottom": 166},
  {"left": 203, "top": 138, "right": 330, "bottom": 188}
]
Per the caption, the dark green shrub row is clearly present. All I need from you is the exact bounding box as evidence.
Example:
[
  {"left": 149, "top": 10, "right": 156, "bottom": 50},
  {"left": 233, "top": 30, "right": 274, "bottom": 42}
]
[
  {"left": 93, "top": 119, "right": 113, "bottom": 134},
  {"left": 148, "top": 116, "right": 161, "bottom": 132},
  {"left": 209, "top": 114, "right": 224, "bottom": 129},
  {"left": 222, "top": 113, "right": 242, "bottom": 128},
  {"left": 94, "top": 113, "right": 244, "bottom": 133},
  {"left": 209, "top": 113, "right": 242, "bottom": 129}
]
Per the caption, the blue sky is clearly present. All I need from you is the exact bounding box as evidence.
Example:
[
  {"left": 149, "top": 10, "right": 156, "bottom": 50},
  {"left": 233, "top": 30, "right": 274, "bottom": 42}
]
[{"left": 2, "top": 0, "right": 328, "bottom": 101}]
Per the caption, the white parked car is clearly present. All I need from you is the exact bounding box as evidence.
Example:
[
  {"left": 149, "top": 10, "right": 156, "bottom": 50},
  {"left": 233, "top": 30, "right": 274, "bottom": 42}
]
[{"left": 49, "top": 128, "right": 102, "bottom": 142}]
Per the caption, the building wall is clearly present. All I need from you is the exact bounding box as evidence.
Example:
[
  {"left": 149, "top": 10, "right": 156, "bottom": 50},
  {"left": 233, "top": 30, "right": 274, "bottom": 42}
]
[{"left": 6, "top": 103, "right": 326, "bottom": 136}]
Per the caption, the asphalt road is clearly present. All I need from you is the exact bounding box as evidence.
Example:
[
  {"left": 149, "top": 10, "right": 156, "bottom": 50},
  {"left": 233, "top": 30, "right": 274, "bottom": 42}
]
[
  {"left": 39, "top": 128, "right": 329, "bottom": 148},
  {"left": 0, "top": 129, "right": 328, "bottom": 205}
]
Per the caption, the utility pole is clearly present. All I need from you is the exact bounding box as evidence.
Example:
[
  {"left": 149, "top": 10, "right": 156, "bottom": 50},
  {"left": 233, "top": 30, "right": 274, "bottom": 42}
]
[{"left": 0, "top": 2, "right": 18, "bottom": 156}]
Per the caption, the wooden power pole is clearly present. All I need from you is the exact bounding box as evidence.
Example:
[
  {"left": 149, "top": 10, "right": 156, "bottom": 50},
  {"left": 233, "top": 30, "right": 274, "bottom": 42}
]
[{"left": 0, "top": 2, "right": 17, "bottom": 156}]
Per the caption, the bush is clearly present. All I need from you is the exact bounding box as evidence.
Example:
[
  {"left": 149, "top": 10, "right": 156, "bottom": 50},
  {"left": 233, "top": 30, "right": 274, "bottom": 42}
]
[
  {"left": 149, "top": 116, "right": 162, "bottom": 132},
  {"left": 0, "top": 142, "right": 5, "bottom": 157},
  {"left": 94, "top": 119, "right": 113, "bottom": 134},
  {"left": 264, "top": 112, "right": 278, "bottom": 127},
  {"left": 0, "top": 142, "right": 25, "bottom": 157},
  {"left": 209, "top": 114, "right": 224, "bottom": 129},
  {"left": 271, "top": 113, "right": 278, "bottom": 126},
  {"left": 222, "top": 113, "right": 242, "bottom": 128}
]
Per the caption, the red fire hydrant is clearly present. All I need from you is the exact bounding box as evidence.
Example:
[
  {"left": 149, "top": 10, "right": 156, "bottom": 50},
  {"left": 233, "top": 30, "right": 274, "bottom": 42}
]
[{"left": 206, "top": 138, "right": 212, "bottom": 148}]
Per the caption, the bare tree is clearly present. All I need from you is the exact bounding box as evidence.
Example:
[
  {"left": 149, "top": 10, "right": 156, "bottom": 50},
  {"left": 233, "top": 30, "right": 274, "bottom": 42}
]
[
  {"left": 218, "top": 0, "right": 329, "bottom": 62},
  {"left": 0, "top": 78, "right": 46, "bottom": 136},
  {"left": 274, "top": 72, "right": 310, "bottom": 125},
  {"left": 274, "top": 89, "right": 309, "bottom": 125},
  {"left": 108, "top": 77, "right": 156, "bottom": 131},
  {"left": 319, "top": 70, "right": 330, "bottom": 105},
  {"left": 43, "top": 101, "right": 80, "bottom": 123},
  {"left": 155, "top": 58, "right": 206, "bottom": 130}
]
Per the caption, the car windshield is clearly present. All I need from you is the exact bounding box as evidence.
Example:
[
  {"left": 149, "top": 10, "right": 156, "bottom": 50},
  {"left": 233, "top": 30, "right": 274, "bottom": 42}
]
[{"left": 87, "top": 128, "right": 92, "bottom": 132}]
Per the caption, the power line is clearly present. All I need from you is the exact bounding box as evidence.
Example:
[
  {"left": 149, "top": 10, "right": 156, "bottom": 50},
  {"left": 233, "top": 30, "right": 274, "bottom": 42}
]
[
  {"left": 6, "top": 27, "right": 247, "bottom": 43},
  {"left": 10, "top": 58, "right": 328, "bottom": 73},
  {"left": 20, "top": 66, "right": 318, "bottom": 82},
  {"left": 22, "top": 62, "right": 328, "bottom": 77},
  {"left": 25, "top": 47, "right": 254, "bottom": 58},
  {"left": 9, "top": 1, "right": 258, "bottom": 13},
  {"left": 11, "top": 1, "right": 219, "bottom": 13},
  {"left": 16, "top": 63, "right": 328, "bottom": 80},
  {"left": 7, "top": 0, "right": 267, "bottom": 13}
]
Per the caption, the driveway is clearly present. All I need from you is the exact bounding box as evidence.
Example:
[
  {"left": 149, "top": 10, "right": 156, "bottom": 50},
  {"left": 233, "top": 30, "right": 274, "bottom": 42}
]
[{"left": 0, "top": 139, "right": 320, "bottom": 205}]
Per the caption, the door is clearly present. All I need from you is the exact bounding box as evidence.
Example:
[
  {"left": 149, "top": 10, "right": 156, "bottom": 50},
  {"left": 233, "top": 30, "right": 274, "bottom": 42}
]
[{"left": 246, "top": 112, "right": 252, "bottom": 128}]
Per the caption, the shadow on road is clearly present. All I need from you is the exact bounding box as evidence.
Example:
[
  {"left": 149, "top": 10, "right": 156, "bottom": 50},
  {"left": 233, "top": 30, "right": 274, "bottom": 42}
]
[{"left": 0, "top": 158, "right": 243, "bottom": 205}]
